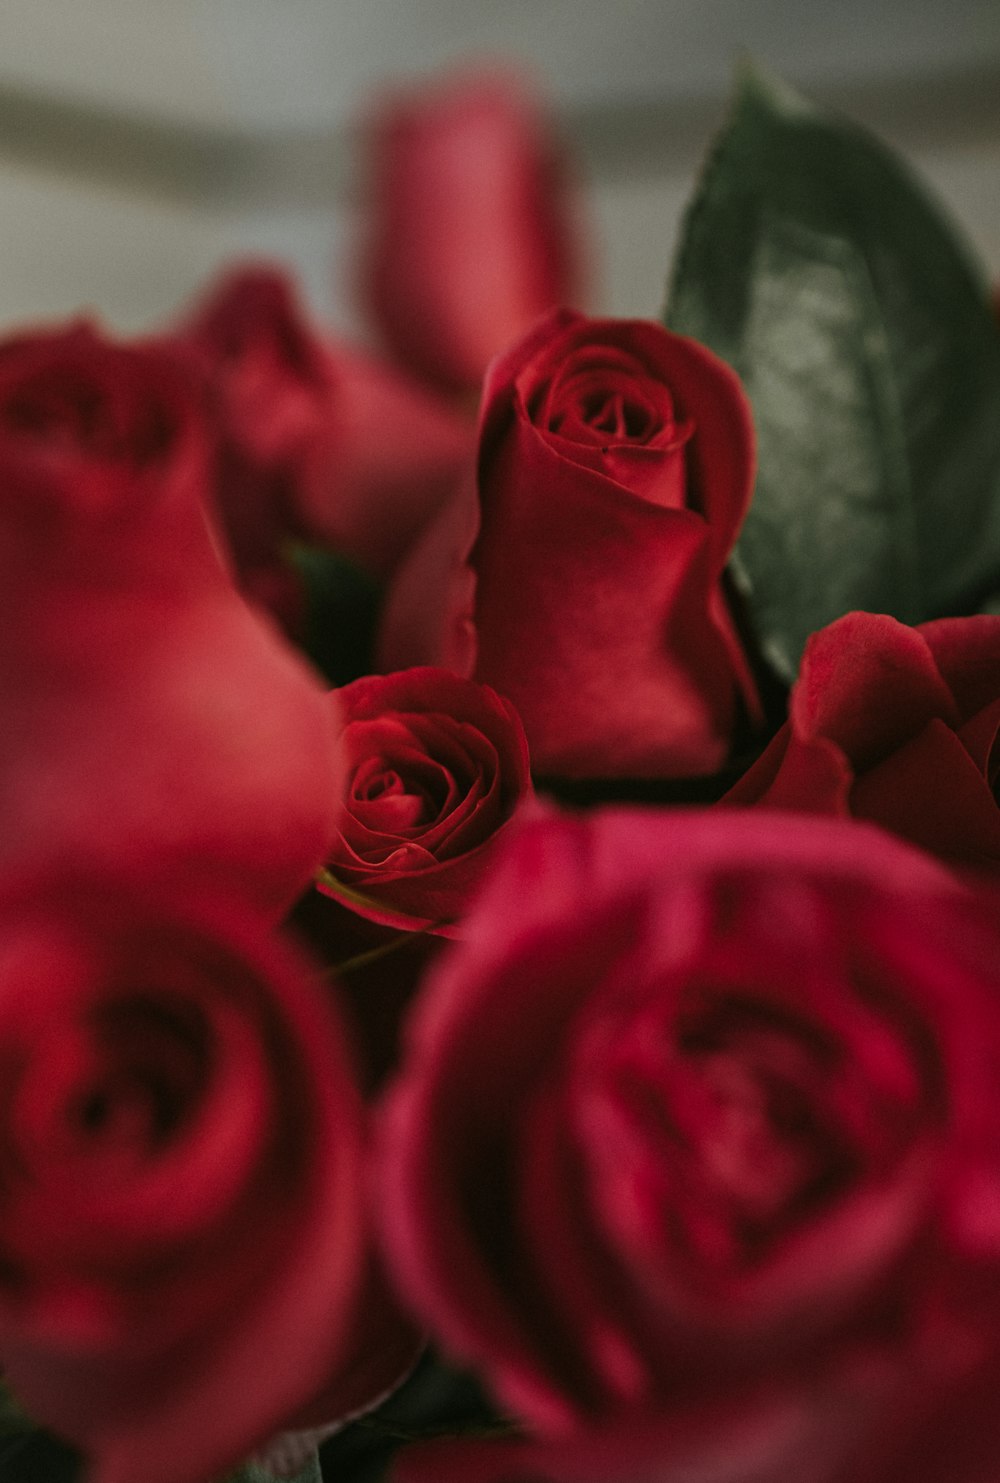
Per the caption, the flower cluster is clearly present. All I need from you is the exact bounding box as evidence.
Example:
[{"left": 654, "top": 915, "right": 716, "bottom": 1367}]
[{"left": 1, "top": 59, "right": 1000, "bottom": 1483}]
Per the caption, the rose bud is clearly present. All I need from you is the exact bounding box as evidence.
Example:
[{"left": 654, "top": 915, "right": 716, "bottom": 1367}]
[
  {"left": 173, "top": 263, "right": 472, "bottom": 591},
  {"left": 317, "top": 667, "right": 532, "bottom": 938},
  {"left": 379, "top": 806, "right": 1000, "bottom": 1483},
  {"left": 0, "top": 321, "right": 341, "bottom": 917},
  {"left": 358, "top": 69, "right": 582, "bottom": 395},
  {"left": 0, "top": 883, "right": 419, "bottom": 1483},
  {"left": 380, "top": 309, "right": 762, "bottom": 779},
  {"left": 722, "top": 611, "right": 1000, "bottom": 871}
]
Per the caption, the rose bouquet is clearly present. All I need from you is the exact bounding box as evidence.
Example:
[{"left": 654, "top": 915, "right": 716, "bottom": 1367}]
[{"left": 1, "top": 59, "right": 999, "bottom": 1483}]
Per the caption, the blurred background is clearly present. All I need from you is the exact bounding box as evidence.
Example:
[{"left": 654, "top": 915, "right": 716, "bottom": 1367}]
[{"left": 0, "top": 0, "right": 997, "bottom": 335}]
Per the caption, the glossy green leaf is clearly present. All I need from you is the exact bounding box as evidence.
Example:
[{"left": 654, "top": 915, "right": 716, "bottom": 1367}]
[{"left": 667, "top": 66, "right": 1000, "bottom": 678}]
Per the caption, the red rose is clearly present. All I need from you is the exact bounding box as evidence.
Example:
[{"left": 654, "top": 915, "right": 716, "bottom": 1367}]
[
  {"left": 723, "top": 611, "right": 1000, "bottom": 870},
  {"left": 175, "top": 264, "right": 472, "bottom": 591},
  {"left": 0, "top": 883, "right": 417, "bottom": 1483},
  {"left": 379, "top": 807, "right": 1000, "bottom": 1483},
  {"left": 358, "top": 69, "right": 581, "bottom": 396},
  {"left": 0, "top": 321, "right": 341, "bottom": 916},
  {"left": 317, "top": 667, "right": 532, "bottom": 936},
  {"left": 396, "top": 1369, "right": 1000, "bottom": 1483},
  {"left": 380, "top": 310, "right": 761, "bottom": 778}
]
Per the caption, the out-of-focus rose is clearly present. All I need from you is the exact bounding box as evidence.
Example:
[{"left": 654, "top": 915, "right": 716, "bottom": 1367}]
[
  {"left": 723, "top": 611, "right": 1000, "bottom": 870},
  {"left": 379, "top": 806, "right": 1000, "bottom": 1483},
  {"left": 380, "top": 310, "right": 761, "bottom": 778},
  {"left": 358, "top": 69, "right": 581, "bottom": 396},
  {"left": 317, "top": 667, "right": 532, "bottom": 936},
  {"left": 0, "top": 321, "right": 341, "bottom": 916},
  {"left": 0, "top": 321, "right": 209, "bottom": 542},
  {"left": 394, "top": 1364, "right": 1000, "bottom": 1483},
  {"left": 174, "top": 264, "right": 472, "bottom": 591},
  {"left": 0, "top": 884, "right": 418, "bottom": 1483}
]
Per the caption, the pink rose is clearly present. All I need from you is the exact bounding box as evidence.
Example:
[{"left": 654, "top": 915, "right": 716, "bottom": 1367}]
[
  {"left": 0, "top": 883, "right": 417, "bottom": 1483},
  {"left": 174, "top": 264, "right": 472, "bottom": 588},
  {"left": 381, "top": 310, "right": 761, "bottom": 778},
  {"left": 318, "top": 666, "right": 532, "bottom": 936},
  {"left": 358, "top": 69, "right": 581, "bottom": 395},
  {"left": 0, "top": 320, "right": 340, "bottom": 916},
  {"left": 723, "top": 611, "right": 1000, "bottom": 871},
  {"left": 379, "top": 806, "right": 1000, "bottom": 1483}
]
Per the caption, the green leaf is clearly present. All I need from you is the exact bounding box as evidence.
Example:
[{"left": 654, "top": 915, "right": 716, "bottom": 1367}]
[
  {"left": 287, "top": 544, "right": 381, "bottom": 688},
  {"left": 667, "top": 64, "right": 1000, "bottom": 678}
]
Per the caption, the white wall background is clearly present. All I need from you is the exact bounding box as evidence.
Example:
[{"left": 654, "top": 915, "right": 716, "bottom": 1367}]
[{"left": 0, "top": 0, "right": 996, "bottom": 337}]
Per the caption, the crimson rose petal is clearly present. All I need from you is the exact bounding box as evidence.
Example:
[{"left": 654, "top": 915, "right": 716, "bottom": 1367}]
[
  {"left": 723, "top": 611, "right": 1000, "bottom": 870},
  {"left": 379, "top": 807, "right": 1000, "bottom": 1481},
  {"left": 318, "top": 667, "right": 532, "bottom": 935},
  {"left": 0, "top": 320, "right": 342, "bottom": 917},
  {"left": 380, "top": 310, "right": 761, "bottom": 778},
  {"left": 359, "top": 69, "right": 581, "bottom": 395},
  {"left": 0, "top": 885, "right": 379, "bottom": 1483},
  {"left": 173, "top": 264, "right": 472, "bottom": 589}
]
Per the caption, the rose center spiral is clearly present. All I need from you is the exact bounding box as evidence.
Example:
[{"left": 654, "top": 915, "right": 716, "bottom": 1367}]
[
  {"left": 73, "top": 997, "right": 211, "bottom": 1154},
  {"left": 662, "top": 1002, "right": 854, "bottom": 1259},
  {"left": 579, "top": 389, "right": 656, "bottom": 440},
  {"left": 350, "top": 753, "right": 456, "bottom": 832}
]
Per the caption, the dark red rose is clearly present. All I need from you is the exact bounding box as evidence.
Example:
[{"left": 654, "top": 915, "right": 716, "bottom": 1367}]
[
  {"left": 0, "top": 883, "right": 418, "bottom": 1483},
  {"left": 0, "top": 321, "right": 341, "bottom": 917},
  {"left": 723, "top": 611, "right": 1000, "bottom": 870},
  {"left": 394, "top": 1364, "right": 1000, "bottom": 1483},
  {"left": 379, "top": 807, "right": 1000, "bottom": 1483},
  {"left": 0, "top": 320, "right": 208, "bottom": 533},
  {"left": 358, "top": 69, "right": 581, "bottom": 395},
  {"left": 175, "top": 264, "right": 472, "bottom": 593},
  {"left": 380, "top": 310, "right": 761, "bottom": 778},
  {"left": 396, "top": 1350, "right": 1000, "bottom": 1483},
  {"left": 317, "top": 667, "right": 532, "bottom": 936}
]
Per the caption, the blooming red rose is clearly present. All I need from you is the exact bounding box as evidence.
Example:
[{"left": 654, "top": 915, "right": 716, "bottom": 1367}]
[
  {"left": 723, "top": 611, "right": 1000, "bottom": 870},
  {"left": 317, "top": 667, "right": 532, "bottom": 936},
  {"left": 0, "top": 883, "right": 418, "bottom": 1483},
  {"left": 358, "top": 69, "right": 581, "bottom": 395},
  {"left": 380, "top": 310, "right": 761, "bottom": 778},
  {"left": 379, "top": 806, "right": 1000, "bottom": 1483},
  {"left": 0, "top": 321, "right": 341, "bottom": 916},
  {"left": 174, "top": 264, "right": 472, "bottom": 593}
]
